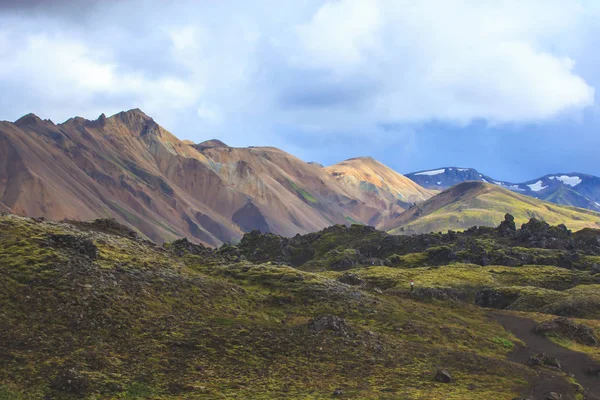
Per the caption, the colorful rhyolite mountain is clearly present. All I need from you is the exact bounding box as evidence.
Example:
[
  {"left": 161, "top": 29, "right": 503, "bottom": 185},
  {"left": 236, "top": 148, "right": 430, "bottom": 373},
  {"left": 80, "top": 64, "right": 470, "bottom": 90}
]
[
  {"left": 406, "top": 167, "right": 600, "bottom": 212},
  {"left": 1, "top": 110, "right": 599, "bottom": 243},
  {"left": 0, "top": 109, "right": 436, "bottom": 244}
]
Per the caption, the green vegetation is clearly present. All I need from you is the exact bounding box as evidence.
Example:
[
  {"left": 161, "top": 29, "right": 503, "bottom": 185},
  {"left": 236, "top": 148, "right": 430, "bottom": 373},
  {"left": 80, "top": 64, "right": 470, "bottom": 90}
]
[
  {"left": 492, "top": 337, "right": 515, "bottom": 350},
  {"left": 288, "top": 179, "right": 319, "bottom": 204},
  {"left": 0, "top": 214, "right": 597, "bottom": 398},
  {"left": 389, "top": 182, "right": 600, "bottom": 235},
  {"left": 344, "top": 216, "right": 362, "bottom": 225}
]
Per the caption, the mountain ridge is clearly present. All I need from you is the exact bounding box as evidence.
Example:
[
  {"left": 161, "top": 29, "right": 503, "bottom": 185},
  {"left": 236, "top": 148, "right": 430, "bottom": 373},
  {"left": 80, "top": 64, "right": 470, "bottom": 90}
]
[
  {"left": 406, "top": 167, "right": 600, "bottom": 212},
  {"left": 386, "top": 181, "right": 600, "bottom": 235},
  {"left": 0, "top": 109, "right": 435, "bottom": 245}
]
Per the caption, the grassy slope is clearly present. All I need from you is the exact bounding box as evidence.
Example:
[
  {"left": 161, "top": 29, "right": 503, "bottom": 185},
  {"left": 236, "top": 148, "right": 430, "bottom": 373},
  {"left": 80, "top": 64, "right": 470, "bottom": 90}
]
[
  {"left": 0, "top": 215, "right": 572, "bottom": 400},
  {"left": 326, "top": 265, "right": 600, "bottom": 318},
  {"left": 388, "top": 182, "right": 600, "bottom": 235}
]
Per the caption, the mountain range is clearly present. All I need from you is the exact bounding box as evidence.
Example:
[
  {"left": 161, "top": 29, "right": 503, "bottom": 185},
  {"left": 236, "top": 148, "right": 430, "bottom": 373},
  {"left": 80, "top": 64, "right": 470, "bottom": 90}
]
[
  {"left": 406, "top": 167, "right": 600, "bottom": 212},
  {"left": 1, "top": 109, "right": 600, "bottom": 244},
  {"left": 0, "top": 109, "right": 432, "bottom": 245}
]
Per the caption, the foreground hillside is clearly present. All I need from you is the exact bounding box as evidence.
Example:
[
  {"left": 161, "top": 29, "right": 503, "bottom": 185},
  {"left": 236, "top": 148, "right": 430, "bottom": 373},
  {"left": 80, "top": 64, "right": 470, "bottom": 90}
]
[
  {"left": 386, "top": 181, "right": 600, "bottom": 235},
  {"left": 0, "top": 110, "right": 433, "bottom": 245},
  {"left": 1, "top": 212, "right": 600, "bottom": 399}
]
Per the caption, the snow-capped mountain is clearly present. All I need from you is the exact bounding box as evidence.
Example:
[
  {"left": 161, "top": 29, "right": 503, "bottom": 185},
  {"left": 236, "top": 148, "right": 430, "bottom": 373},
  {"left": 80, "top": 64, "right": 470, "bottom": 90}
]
[
  {"left": 405, "top": 167, "right": 504, "bottom": 189},
  {"left": 406, "top": 168, "right": 600, "bottom": 212}
]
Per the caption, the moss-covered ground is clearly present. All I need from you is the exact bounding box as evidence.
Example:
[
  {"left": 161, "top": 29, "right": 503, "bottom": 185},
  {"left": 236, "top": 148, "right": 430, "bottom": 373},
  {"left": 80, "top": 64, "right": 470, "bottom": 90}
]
[{"left": 0, "top": 215, "right": 596, "bottom": 399}]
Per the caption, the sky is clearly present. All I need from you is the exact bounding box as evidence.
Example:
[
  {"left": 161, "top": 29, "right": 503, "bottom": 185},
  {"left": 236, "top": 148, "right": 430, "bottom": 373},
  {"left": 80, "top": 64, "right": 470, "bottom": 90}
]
[{"left": 0, "top": 0, "right": 599, "bottom": 182}]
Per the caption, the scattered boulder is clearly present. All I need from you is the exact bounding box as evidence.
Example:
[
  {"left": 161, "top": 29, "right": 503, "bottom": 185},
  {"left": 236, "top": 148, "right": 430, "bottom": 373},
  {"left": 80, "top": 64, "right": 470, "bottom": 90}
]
[
  {"left": 475, "top": 289, "right": 518, "bottom": 309},
  {"left": 309, "top": 315, "right": 350, "bottom": 337},
  {"left": 50, "top": 367, "right": 89, "bottom": 395},
  {"left": 535, "top": 317, "right": 598, "bottom": 347},
  {"left": 434, "top": 369, "right": 452, "bottom": 383},
  {"left": 332, "top": 389, "right": 344, "bottom": 396},
  {"left": 167, "top": 238, "right": 212, "bottom": 257},
  {"left": 337, "top": 273, "right": 364, "bottom": 286},
  {"left": 517, "top": 218, "right": 572, "bottom": 249},
  {"left": 526, "top": 353, "right": 561, "bottom": 370},
  {"left": 427, "top": 246, "right": 456, "bottom": 264},
  {"left": 591, "top": 263, "right": 600, "bottom": 274},
  {"left": 498, "top": 213, "right": 517, "bottom": 234},
  {"left": 70, "top": 218, "right": 139, "bottom": 239},
  {"left": 548, "top": 393, "right": 562, "bottom": 400},
  {"left": 48, "top": 234, "right": 98, "bottom": 259}
]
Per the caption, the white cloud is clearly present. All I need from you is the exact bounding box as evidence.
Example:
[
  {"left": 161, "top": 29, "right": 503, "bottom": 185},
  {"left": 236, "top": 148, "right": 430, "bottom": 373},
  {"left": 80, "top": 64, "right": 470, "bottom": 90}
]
[
  {"left": 0, "top": 0, "right": 597, "bottom": 137},
  {"left": 294, "top": 0, "right": 382, "bottom": 69},
  {"left": 290, "top": 0, "right": 595, "bottom": 123},
  {"left": 0, "top": 31, "right": 200, "bottom": 122},
  {"left": 197, "top": 103, "right": 223, "bottom": 124}
]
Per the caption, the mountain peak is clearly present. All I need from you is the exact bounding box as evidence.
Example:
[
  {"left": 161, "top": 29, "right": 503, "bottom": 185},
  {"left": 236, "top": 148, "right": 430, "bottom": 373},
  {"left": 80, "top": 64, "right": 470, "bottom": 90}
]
[
  {"left": 117, "top": 108, "right": 149, "bottom": 118},
  {"left": 345, "top": 156, "right": 375, "bottom": 162},
  {"left": 108, "top": 108, "right": 159, "bottom": 136},
  {"left": 194, "top": 139, "right": 229, "bottom": 151},
  {"left": 14, "top": 113, "right": 45, "bottom": 127}
]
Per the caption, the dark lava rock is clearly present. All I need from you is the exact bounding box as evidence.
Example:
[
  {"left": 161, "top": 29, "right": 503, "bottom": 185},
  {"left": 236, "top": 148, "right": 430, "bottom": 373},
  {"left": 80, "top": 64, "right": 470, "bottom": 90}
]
[
  {"left": 498, "top": 213, "right": 517, "bottom": 235},
  {"left": 475, "top": 289, "right": 518, "bottom": 309},
  {"left": 427, "top": 246, "right": 456, "bottom": 264},
  {"left": 309, "top": 315, "right": 350, "bottom": 337},
  {"left": 337, "top": 273, "right": 364, "bottom": 286},
  {"left": 50, "top": 368, "right": 89, "bottom": 395},
  {"left": 434, "top": 369, "right": 452, "bottom": 383},
  {"left": 517, "top": 218, "right": 572, "bottom": 249},
  {"left": 526, "top": 353, "right": 562, "bottom": 370},
  {"left": 536, "top": 317, "right": 598, "bottom": 346},
  {"left": 48, "top": 234, "right": 98, "bottom": 259},
  {"left": 73, "top": 218, "right": 139, "bottom": 239},
  {"left": 591, "top": 263, "right": 600, "bottom": 274},
  {"left": 167, "top": 237, "right": 211, "bottom": 257}
]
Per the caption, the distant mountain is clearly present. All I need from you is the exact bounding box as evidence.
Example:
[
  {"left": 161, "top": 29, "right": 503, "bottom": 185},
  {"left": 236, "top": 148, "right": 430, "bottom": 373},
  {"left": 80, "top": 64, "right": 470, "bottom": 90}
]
[
  {"left": 406, "top": 167, "right": 600, "bottom": 212},
  {"left": 385, "top": 181, "right": 600, "bottom": 235},
  {"left": 324, "top": 157, "right": 434, "bottom": 226},
  {"left": 0, "top": 109, "right": 434, "bottom": 244}
]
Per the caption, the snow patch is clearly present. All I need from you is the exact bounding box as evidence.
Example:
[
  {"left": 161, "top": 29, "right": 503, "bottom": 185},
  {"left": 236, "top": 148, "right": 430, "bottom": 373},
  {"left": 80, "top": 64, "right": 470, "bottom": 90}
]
[
  {"left": 508, "top": 185, "right": 526, "bottom": 192},
  {"left": 554, "top": 175, "right": 582, "bottom": 187},
  {"left": 414, "top": 169, "right": 446, "bottom": 176},
  {"left": 481, "top": 178, "right": 488, "bottom": 183},
  {"left": 596, "top": 202, "right": 600, "bottom": 207},
  {"left": 437, "top": 181, "right": 442, "bottom": 185},
  {"left": 527, "top": 180, "right": 548, "bottom": 192},
  {"left": 494, "top": 181, "right": 504, "bottom": 186},
  {"left": 457, "top": 168, "right": 470, "bottom": 172}
]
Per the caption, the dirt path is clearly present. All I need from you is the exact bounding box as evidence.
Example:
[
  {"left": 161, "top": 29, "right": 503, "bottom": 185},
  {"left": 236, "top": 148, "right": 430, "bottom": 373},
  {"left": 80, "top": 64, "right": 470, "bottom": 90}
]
[{"left": 494, "top": 313, "right": 600, "bottom": 400}]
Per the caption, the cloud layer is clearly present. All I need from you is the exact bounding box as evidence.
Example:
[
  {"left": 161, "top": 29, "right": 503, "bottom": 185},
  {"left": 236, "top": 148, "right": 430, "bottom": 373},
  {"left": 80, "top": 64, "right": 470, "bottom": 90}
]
[{"left": 0, "top": 0, "right": 597, "bottom": 143}]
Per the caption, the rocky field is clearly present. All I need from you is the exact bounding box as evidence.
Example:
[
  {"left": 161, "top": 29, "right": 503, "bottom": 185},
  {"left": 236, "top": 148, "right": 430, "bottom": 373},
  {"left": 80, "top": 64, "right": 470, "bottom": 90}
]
[{"left": 1, "top": 212, "right": 600, "bottom": 399}]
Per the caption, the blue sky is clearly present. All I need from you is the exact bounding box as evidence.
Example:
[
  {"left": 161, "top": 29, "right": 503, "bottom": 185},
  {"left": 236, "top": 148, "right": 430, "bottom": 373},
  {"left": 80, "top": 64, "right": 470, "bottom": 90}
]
[{"left": 1, "top": 0, "right": 599, "bottom": 182}]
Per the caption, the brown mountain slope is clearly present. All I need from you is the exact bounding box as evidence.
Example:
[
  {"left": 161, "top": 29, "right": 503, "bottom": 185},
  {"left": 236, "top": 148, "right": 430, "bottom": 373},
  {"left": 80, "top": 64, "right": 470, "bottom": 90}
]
[
  {"left": 0, "top": 109, "right": 433, "bottom": 244},
  {"left": 386, "top": 181, "right": 600, "bottom": 234},
  {"left": 0, "top": 111, "right": 245, "bottom": 245},
  {"left": 325, "top": 157, "right": 435, "bottom": 226}
]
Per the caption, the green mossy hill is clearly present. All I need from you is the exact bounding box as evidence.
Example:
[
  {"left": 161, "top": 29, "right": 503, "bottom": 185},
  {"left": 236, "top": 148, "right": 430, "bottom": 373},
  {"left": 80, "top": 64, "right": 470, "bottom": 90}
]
[
  {"left": 387, "top": 181, "right": 600, "bottom": 235},
  {"left": 0, "top": 214, "right": 582, "bottom": 399}
]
